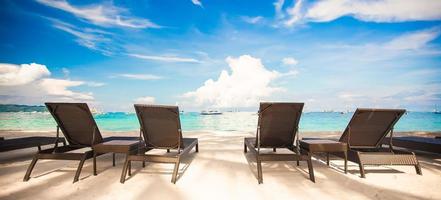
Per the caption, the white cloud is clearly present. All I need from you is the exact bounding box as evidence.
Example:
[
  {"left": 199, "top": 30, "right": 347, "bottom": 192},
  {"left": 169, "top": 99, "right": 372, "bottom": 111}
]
[
  {"left": 61, "top": 67, "right": 70, "bottom": 77},
  {"left": 274, "top": 0, "right": 286, "bottom": 20},
  {"left": 114, "top": 74, "right": 163, "bottom": 80},
  {"left": 282, "top": 57, "right": 298, "bottom": 66},
  {"left": 242, "top": 16, "right": 264, "bottom": 24},
  {"left": 86, "top": 82, "right": 106, "bottom": 87},
  {"left": 191, "top": 0, "right": 203, "bottom": 7},
  {"left": 128, "top": 53, "right": 201, "bottom": 63},
  {"left": 284, "top": 0, "right": 304, "bottom": 26},
  {"left": 0, "top": 63, "right": 50, "bottom": 86},
  {"left": 276, "top": 0, "right": 441, "bottom": 27},
  {"left": 182, "top": 55, "right": 292, "bottom": 108},
  {"left": 320, "top": 27, "right": 441, "bottom": 62},
  {"left": 0, "top": 63, "right": 94, "bottom": 104},
  {"left": 52, "top": 20, "right": 114, "bottom": 55},
  {"left": 39, "top": 78, "right": 92, "bottom": 100},
  {"left": 384, "top": 28, "right": 441, "bottom": 50},
  {"left": 338, "top": 93, "right": 365, "bottom": 101},
  {"left": 134, "top": 96, "right": 156, "bottom": 104},
  {"left": 279, "top": 70, "right": 299, "bottom": 77},
  {"left": 37, "top": 0, "right": 160, "bottom": 29}
]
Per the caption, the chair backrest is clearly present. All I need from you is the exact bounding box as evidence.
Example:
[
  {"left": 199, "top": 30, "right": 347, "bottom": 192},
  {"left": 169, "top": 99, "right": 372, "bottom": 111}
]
[
  {"left": 134, "top": 104, "right": 183, "bottom": 149},
  {"left": 339, "top": 108, "right": 405, "bottom": 149},
  {"left": 256, "top": 102, "right": 304, "bottom": 148},
  {"left": 45, "top": 103, "right": 103, "bottom": 146}
]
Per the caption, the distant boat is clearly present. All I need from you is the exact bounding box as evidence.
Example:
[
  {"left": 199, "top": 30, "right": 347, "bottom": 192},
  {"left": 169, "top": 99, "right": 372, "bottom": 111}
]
[
  {"left": 200, "top": 110, "right": 222, "bottom": 115},
  {"left": 90, "top": 108, "right": 103, "bottom": 115},
  {"left": 434, "top": 105, "right": 441, "bottom": 114}
]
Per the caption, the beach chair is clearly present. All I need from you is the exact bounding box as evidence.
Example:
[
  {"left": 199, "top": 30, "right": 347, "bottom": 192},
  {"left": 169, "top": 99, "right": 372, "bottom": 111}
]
[
  {"left": 382, "top": 136, "right": 441, "bottom": 154},
  {"left": 120, "top": 105, "right": 199, "bottom": 184},
  {"left": 338, "top": 108, "right": 422, "bottom": 178},
  {"left": 0, "top": 136, "right": 66, "bottom": 152},
  {"left": 23, "top": 103, "right": 137, "bottom": 183},
  {"left": 244, "top": 102, "right": 315, "bottom": 183}
]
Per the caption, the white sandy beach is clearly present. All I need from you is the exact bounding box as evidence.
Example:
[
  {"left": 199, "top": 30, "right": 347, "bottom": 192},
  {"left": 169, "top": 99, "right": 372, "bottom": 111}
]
[{"left": 1, "top": 130, "right": 440, "bottom": 200}]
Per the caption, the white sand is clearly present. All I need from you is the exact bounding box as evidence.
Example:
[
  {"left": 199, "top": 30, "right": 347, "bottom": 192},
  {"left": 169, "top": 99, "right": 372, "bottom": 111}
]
[{"left": 0, "top": 131, "right": 440, "bottom": 200}]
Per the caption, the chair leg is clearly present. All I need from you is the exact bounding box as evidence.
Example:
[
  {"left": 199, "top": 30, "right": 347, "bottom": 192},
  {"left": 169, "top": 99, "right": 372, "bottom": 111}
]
[
  {"left": 196, "top": 143, "right": 199, "bottom": 152},
  {"left": 343, "top": 151, "right": 348, "bottom": 174},
  {"left": 167, "top": 149, "right": 170, "bottom": 153},
  {"left": 120, "top": 156, "right": 130, "bottom": 183},
  {"left": 113, "top": 153, "right": 116, "bottom": 167},
  {"left": 142, "top": 161, "right": 145, "bottom": 168},
  {"left": 326, "top": 153, "right": 330, "bottom": 166},
  {"left": 359, "top": 163, "right": 366, "bottom": 178},
  {"left": 171, "top": 159, "right": 180, "bottom": 184},
  {"left": 296, "top": 158, "right": 300, "bottom": 166},
  {"left": 244, "top": 143, "right": 247, "bottom": 153},
  {"left": 273, "top": 148, "right": 276, "bottom": 152},
  {"left": 128, "top": 161, "right": 132, "bottom": 176},
  {"left": 23, "top": 155, "right": 39, "bottom": 181},
  {"left": 257, "top": 156, "right": 263, "bottom": 184},
  {"left": 415, "top": 163, "right": 422, "bottom": 175},
  {"left": 73, "top": 155, "right": 87, "bottom": 183},
  {"left": 306, "top": 155, "right": 315, "bottom": 183},
  {"left": 93, "top": 152, "right": 97, "bottom": 176}
]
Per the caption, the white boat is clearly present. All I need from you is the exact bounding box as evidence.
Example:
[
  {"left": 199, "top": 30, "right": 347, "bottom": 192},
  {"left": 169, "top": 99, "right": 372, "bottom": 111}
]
[
  {"left": 200, "top": 110, "right": 222, "bottom": 115},
  {"left": 434, "top": 105, "right": 441, "bottom": 114},
  {"left": 90, "top": 107, "right": 104, "bottom": 115}
]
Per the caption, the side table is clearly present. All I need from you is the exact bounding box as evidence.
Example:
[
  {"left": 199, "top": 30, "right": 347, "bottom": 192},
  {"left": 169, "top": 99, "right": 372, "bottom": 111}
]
[
  {"left": 300, "top": 139, "right": 348, "bottom": 173},
  {"left": 92, "top": 140, "right": 143, "bottom": 181}
]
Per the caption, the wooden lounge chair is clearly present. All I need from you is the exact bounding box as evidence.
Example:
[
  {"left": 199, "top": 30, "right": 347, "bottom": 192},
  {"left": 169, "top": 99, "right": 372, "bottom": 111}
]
[
  {"left": 0, "top": 136, "right": 66, "bottom": 152},
  {"left": 337, "top": 108, "right": 422, "bottom": 178},
  {"left": 23, "top": 103, "right": 137, "bottom": 183},
  {"left": 120, "top": 104, "right": 199, "bottom": 184},
  {"left": 244, "top": 102, "right": 315, "bottom": 183}
]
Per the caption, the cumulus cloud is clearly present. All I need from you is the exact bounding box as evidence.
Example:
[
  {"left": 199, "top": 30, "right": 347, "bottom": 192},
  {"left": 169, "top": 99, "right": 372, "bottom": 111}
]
[
  {"left": 282, "top": 57, "right": 298, "bottom": 66},
  {"left": 0, "top": 63, "right": 50, "bottom": 86},
  {"left": 276, "top": 0, "right": 441, "bottom": 27},
  {"left": 0, "top": 63, "right": 93, "bottom": 104},
  {"left": 37, "top": 0, "right": 160, "bottom": 29},
  {"left": 128, "top": 53, "right": 201, "bottom": 63},
  {"left": 134, "top": 96, "right": 156, "bottom": 104},
  {"left": 113, "top": 74, "right": 163, "bottom": 80},
  {"left": 191, "top": 0, "right": 203, "bottom": 7},
  {"left": 182, "top": 55, "right": 296, "bottom": 108}
]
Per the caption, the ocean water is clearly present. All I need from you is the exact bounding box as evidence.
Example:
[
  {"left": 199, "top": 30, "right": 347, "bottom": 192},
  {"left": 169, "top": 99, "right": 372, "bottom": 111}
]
[{"left": 1, "top": 111, "right": 441, "bottom": 132}]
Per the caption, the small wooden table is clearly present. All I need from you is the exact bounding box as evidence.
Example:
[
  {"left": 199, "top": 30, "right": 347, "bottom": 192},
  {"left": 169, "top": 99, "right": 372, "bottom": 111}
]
[
  {"left": 300, "top": 139, "right": 348, "bottom": 173},
  {"left": 92, "top": 140, "right": 143, "bottom": 181}
]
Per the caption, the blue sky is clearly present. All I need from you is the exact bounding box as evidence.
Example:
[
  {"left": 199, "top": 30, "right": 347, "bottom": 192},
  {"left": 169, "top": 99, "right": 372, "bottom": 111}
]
[{"left": 0, "top": 0, "right": 441, "bottom": 112}]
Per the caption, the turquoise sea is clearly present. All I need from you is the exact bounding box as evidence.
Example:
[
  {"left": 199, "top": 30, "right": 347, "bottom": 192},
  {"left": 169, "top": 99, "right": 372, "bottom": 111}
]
[{"left": 1, "top": 111, "right": 441, "bottom": 132}]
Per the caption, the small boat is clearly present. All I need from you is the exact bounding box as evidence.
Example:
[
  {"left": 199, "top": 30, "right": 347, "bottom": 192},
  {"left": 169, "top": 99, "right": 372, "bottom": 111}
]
[
  {"left": 434, "top": 105, "right": 441, "bottom": 114},
  {"left": 200, "top": 110, "right": 222, "bottom": 115},
  {"left": 90, "top": 107, "right": 103, "bottom": 115}
]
